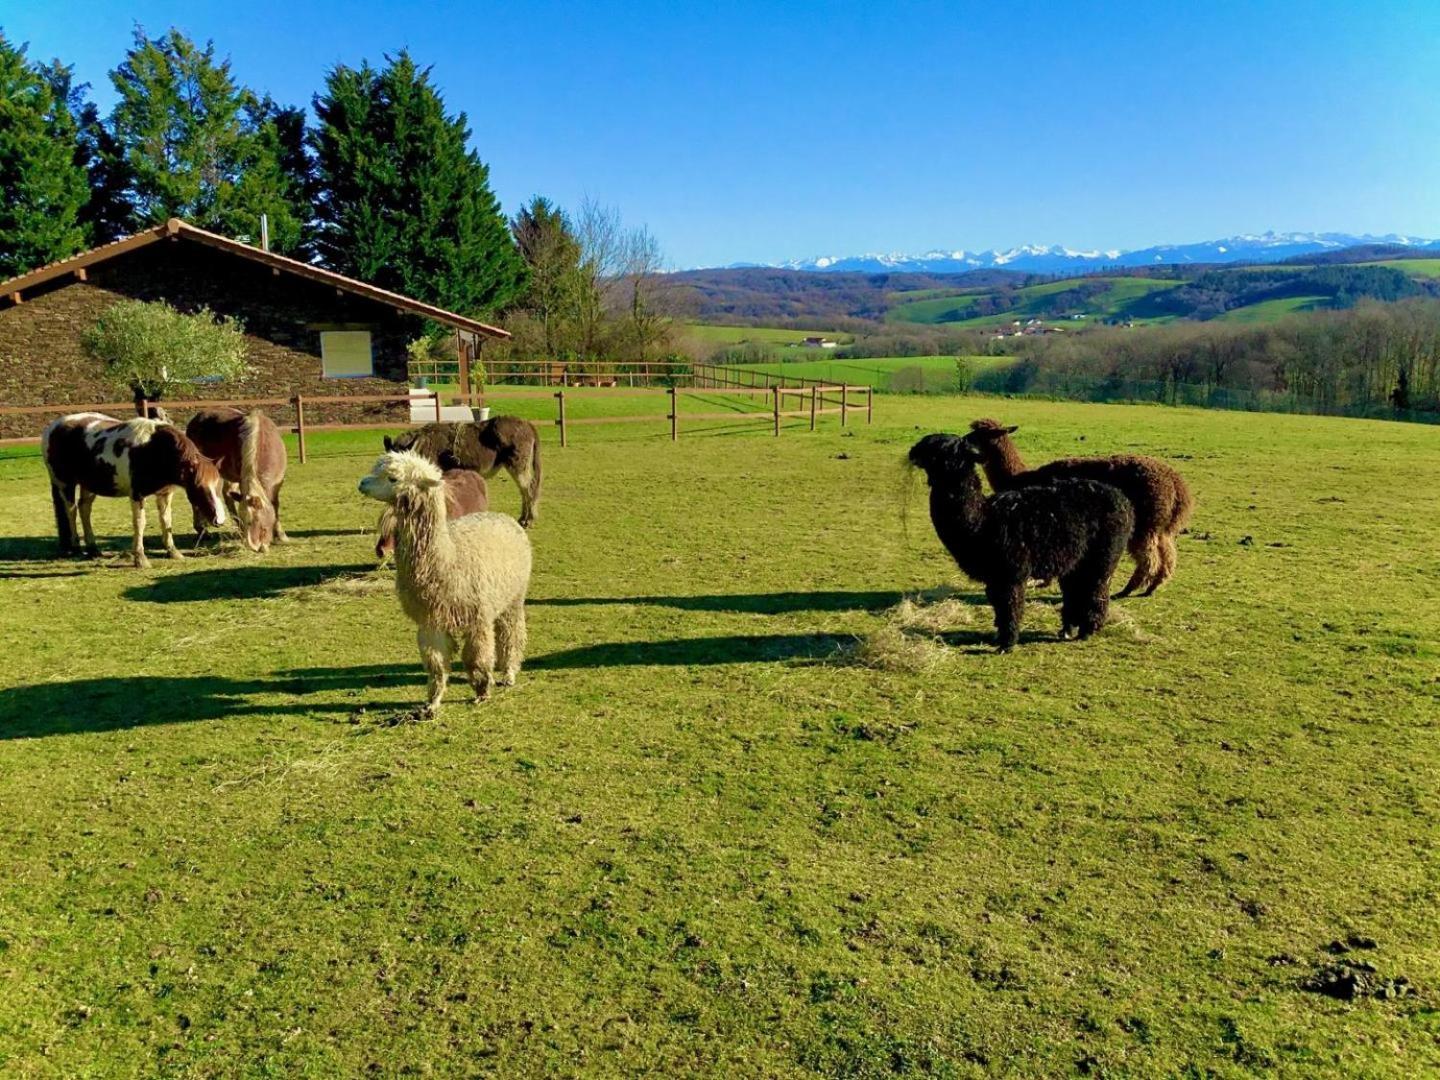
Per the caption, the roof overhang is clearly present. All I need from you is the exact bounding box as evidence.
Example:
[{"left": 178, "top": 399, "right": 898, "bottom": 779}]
[{"left": 0, "top": 218, "right": 510, "bottom": 339}]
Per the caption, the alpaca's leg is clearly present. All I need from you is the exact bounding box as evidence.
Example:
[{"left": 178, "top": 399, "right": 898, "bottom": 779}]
[
  {"left": 130, "top": 499, "right": 150, "bottom": 569},
  {"left": 1115, "top": 535, "right": 1157, "bottom": 598},
  {"left": 1143, "top": 535, "right": 1178, "bottom": 595},
  {"left": 1065, "top": 565, "right": 1111, "bottom": 639},
  {"left": 462, "top": 623, "right": 497, "bottom": 702},
  {"left": 986, "top": 578, "right": 1025, "bottom": 652},
  {"left": 156, "top": 490, "right": 184, "bottom": 560},
  {"left": 77, "top": 490, "right": 100, "bottom": 556},
  {"left": 417, "top": 626, "right": 452, "bottom": 716},
  {"left": 495, "top": 600, "right": 527, "bottom": 685}
]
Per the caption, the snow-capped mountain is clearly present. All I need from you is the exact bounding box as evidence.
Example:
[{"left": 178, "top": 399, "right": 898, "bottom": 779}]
[{"left": 761, "top": 233, "right": 1440, "bottom": 274}]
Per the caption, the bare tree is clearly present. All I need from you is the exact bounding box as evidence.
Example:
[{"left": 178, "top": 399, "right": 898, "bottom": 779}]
[{"left": 573, "top": 198, "right": 625, "bottom": 361}]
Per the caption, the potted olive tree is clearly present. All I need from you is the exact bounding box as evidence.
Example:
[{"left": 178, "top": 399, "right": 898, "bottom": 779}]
[{"left": 83, "top": 299, "right": 250, "bottom": 414}]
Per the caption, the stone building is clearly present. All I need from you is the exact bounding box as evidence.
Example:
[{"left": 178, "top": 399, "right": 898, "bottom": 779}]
[{"left": 0, "top": 218, "right": 507, "bottom": 439}]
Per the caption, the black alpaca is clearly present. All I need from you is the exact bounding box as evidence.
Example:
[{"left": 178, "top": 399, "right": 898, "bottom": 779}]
[{"left": 908, "top": 434, "right": 1134, "bottom": 651}]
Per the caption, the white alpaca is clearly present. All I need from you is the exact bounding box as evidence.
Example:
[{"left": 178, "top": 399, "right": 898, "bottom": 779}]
[{"left": 359, "top": 451, "right": 532, "bottom": 719}]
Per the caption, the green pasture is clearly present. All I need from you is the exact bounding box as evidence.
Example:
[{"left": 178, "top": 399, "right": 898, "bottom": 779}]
[
  {"left": 2, "top": 398, "right": 1439, "bottom": 1075},
  {"left": 1361, "top": 258, "right": 1440, "bottom": 279},
  {"left": 727, "top": 355, "right": 1014, "bottom": 393},
  {"left": 681, "top": 324, "right": 855, "bottom": 347},
  {"left": 887, "top": 277, "right": 1183, "bottom": 327},
  {"left": 1216, "top": 296, "right": 1331, "bottom": 323}
]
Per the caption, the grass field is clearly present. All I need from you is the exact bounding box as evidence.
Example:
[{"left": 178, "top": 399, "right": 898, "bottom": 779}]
[
  {"left": 727, "top": 355, "right": 1014, "bottom": 393},
  {"left": 887, "top": 278, "right": 1183, "bottom": 327},
  {"left": 682, "top": 324, "right": 855, "bottom": 347},
  {"left": 3, "top": 399, "right": 1440, "bottom": 1075},
  {"left": 1216, "top": 296, "right": 1331, "bottom": 323},
  {"left": 1362, "top": 259, "right": 1440, "bottom": 280}
]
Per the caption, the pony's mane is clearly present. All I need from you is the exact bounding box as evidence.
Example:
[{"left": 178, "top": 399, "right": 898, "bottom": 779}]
[
  {"left": 171, "top": 426, "right": 221, "bottom": 486},
  {"left": 239, "top": 411, "right": 265, "bottom": 498}
]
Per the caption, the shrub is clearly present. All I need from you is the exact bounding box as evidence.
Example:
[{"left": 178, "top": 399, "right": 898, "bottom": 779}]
[{"left": 84, "top": 299, "right": 249, "bottom": 401}]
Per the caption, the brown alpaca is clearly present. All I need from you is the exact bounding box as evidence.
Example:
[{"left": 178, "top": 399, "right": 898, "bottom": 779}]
[{"left": 963, "top": 419, "right": 1194, "bottom": 597}]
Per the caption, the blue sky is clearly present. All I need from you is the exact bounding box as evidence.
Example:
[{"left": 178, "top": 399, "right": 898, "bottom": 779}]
[{"left": 5, "top": 1, "right": 1439, "bottom": 267}]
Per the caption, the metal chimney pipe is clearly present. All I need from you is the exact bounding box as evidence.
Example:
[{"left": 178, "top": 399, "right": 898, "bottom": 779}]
[{"left": 260, "top": 214, "right": 270, "bottom": 252}]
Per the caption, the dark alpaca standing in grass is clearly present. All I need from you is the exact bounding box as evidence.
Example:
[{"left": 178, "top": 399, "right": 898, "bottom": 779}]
[
  {"left": 963, "top": 419, "right": 1193, "bottom": 597},
  {"left": 908, "top": 433, "right": 1133, "bottom": 651}
]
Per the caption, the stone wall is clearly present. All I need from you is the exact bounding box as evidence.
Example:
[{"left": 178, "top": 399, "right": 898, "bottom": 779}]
[{"left": 0, "top": 240, "right": 428, "bottom": 439}]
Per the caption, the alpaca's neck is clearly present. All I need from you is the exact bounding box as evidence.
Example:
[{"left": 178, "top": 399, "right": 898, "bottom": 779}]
[
  {"left": 928, "top": 466, "right": 990, "bottom": 578},
  {"left": 982, "top": 438, "right": 1028, "bottom": 490},
  {"left": 394, "top": 490, "right": 454, "bottom": 589}
]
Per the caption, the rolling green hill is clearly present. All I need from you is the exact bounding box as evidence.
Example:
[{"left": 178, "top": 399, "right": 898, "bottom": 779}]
[{"left": 887, "top": 277, "right": 1184, "bottom": 327}]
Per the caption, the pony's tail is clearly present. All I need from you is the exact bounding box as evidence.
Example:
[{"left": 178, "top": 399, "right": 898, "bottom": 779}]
[
  {"left": 50, "top": 482, "right": 76, "bottom": 552},
  {"left": 527, "top": 433, "right": 542, "bottom": 518}
]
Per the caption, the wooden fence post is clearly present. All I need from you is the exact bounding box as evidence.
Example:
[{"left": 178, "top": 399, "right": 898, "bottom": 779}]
[
  {"left": 773, "top": 386, "right": 781, "bottom": 436},
  {"left": 433, "top": 390, "right": 442, "bottom": 423},
  {"left": 294, "top": 395, "right": 307, "bottom": 464},
  {"left": 555, "top": 389, "right": 567, "bottom": 447},
  {"left": 136, "top": 397, "right": 149, "bottom": 419},
  {"left": 840, "top": 384, "right": 848, "bottom": 427},
  {"left": 669, "top": 385, "right": 678, "bottom": 441},
  {"left": 867, "top": 387, "right": 874, "bottom": 424},
  {"left": 810, "top": 386, "right": 818, "bottom": 431}
]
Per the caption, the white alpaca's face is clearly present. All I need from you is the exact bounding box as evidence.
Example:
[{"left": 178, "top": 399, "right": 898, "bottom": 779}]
[
  {"left": 358, "top": 462, "right": 400, "bottom": 504},
  {"left": 359, "top": 451, "right": 442, "bottom": 504}
]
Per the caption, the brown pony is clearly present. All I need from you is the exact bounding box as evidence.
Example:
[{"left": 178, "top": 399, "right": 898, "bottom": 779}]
[
  {"left": 42, "top": 413, "right": 227, "bottom": 569},
  {"left": 186, "top": 407, "right": 289, "bottom": 551},
  {"left": 374, "top": 451, "right": 489, "bottom": 560},
  {"left": 384, "top": 416, "right": 542, "bottom": 527}
]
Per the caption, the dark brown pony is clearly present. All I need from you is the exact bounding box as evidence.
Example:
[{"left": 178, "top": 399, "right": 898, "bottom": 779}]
[
  {"left": 384, "top": 417, "right": 542, "bottom": 527},
  {"left": 186, "top": 407, "right": 289, "bottom": 551},
  {"left": 374, "top": 451, "right": 489, "bottom": 560},
  {"left": 42, "top": 413, "right": 227, "bottom": 569}
]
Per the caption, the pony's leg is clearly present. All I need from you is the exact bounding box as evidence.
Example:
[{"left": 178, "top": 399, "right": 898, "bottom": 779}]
[
  {"left": 511, "top": 462, "right": 536, "bottom": 527},
  {"left": 271, "top": 483, "right": 289, "bottom": 542},
  {"left": 77, "top": 490, "right": 100, "bottom": 556},
  {"left": 1114, "top": 535, "right": 1157, "bottom": 598},
  {"left": 461, "top": 622, "right": 496, "bottom": 702},
  {"left": 1143, "top": 535, "right": 1178, "bottom": 596},
  {"left": 155, "top": 490, "right": 183, "bottom": 560},
  {"left": 416, "top": 626, "right": 452, "bottom": 717},
  {"left": 495, "top": 600, "right": 527, "bottom": 685},
  {"left": 986, "top": 578, "right": 1025, "bottom": 652},
  {"left": 156, "top": 490, "right": 182, "bottom": 559},
  {"left": 130, "top": 499, "right": 150, "bottom": 569}
]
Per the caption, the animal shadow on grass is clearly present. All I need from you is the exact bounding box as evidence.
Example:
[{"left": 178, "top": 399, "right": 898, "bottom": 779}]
[
  {"left": 279, "top": 632, "right": 855, "bottom": 679},
  {"left": 0, "top": 536, "right": 62, "bottom": 561},
  {"left": 123, "top": 563, "right": 376, "bottom": 603},
  {"left": 531, "top": 590, "right": 919, "bottom": 615}
]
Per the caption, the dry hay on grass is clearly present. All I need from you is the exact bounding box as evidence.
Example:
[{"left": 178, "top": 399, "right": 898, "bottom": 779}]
[
  {"left": 315, "top": 571, "right": 393, "bottom": 596},
  {"left": 843, "top": 588, "right": 976, "bottom": 673}
]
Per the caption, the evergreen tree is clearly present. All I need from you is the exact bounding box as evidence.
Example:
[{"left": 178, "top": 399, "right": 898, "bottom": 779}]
[
  {"left": 312, "top": 52, "right": 526, "bottom": 315},
  {"left": 511, "top": 196, "right": 582, "bottom": 356},
  {"left": 106, "top": 29, "right": 306, "bottom": 252},
  {"left": 35, "top": 58, "right": 136, "bottom": 244},
  {"left": 0, "top": 32, "right": 88, "bottom": 277}
]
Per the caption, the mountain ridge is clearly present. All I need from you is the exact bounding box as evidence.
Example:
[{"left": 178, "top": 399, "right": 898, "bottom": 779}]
[{"left": 721, "top": 232, "right": 1440, "bottom": 274}]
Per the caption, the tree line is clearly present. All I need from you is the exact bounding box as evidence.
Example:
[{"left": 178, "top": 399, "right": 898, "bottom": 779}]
[
  {"left": 0, "top": 27, "right": 677, "bottom": 363},
  {"left": 989, "top": 299, "right": 1440, "bottom": 417}
]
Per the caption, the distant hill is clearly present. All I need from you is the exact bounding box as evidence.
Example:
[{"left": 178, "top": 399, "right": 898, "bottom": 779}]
[{"left": 675, "top": 255, "right": 1440, "bottom": 328}]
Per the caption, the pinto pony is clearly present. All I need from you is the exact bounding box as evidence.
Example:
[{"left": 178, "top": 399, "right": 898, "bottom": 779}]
[
  {"left": 375, "top": 451, "right": 489, "bottom": 560},
  {"left": 185, "top": 407, "right": 288, "bottom": 551},
  {"left": 384, "top": 416, "right": 542, "bottom": 527},
  {"left": 42, "top": 413, "right": 227, "bottom": 569}
]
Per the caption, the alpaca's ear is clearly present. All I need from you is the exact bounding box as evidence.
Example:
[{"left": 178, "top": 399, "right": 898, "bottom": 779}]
[
  {"left": 1004, "top": 425, "right": 1018, "bottom": 435},
  {"left": 383, "top": 436, "right": 395, "bottom": 452}
]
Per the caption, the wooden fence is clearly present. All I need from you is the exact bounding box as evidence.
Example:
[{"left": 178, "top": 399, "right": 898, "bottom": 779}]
[{"left": 0, "top": 368, "right": 873, "bottom": 456}]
